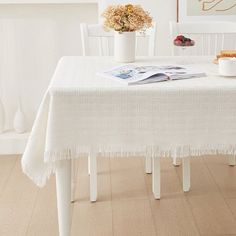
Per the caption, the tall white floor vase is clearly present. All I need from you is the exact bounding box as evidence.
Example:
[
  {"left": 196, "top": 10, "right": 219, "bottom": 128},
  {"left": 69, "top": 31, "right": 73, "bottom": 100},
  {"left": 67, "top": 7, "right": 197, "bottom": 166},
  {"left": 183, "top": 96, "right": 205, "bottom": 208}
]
[
  {"left": 114, "top": 31, "right": 136, "bottom": 63},
  {"left": 0, "top": 98, "right": 5, "bottom": 133},
  {"left": 13, "top": 102, "right": 27, "bottom": 133}
]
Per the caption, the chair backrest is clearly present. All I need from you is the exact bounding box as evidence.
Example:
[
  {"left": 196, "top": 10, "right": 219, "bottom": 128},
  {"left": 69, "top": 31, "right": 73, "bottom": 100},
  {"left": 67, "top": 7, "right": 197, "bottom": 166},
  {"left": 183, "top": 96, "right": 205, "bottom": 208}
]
[
  {"left": 170, "top": 21, "right": 236, "bottom": 56},
  {"left": 80, "top": 23, "right": 157, "bottom": 56}
]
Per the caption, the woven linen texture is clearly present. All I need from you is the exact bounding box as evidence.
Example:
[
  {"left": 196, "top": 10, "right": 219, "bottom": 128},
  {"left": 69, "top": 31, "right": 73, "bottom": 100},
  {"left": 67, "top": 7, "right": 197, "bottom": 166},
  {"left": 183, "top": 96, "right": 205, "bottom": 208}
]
[{"left": 22, "top": 57, "right": 236, "bottom": 186}]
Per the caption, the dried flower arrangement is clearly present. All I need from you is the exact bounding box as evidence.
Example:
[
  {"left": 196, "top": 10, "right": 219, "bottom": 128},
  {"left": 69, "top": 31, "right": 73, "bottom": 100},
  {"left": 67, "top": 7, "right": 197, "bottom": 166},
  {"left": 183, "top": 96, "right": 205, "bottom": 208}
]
[{"left": 102, "top": 4, "right": 153, "bottom": 33}]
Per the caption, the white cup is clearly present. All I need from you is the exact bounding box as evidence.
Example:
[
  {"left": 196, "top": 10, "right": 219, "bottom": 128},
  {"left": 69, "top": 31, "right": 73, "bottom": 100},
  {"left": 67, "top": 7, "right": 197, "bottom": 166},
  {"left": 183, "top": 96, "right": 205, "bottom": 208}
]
[{"left": 219, "top": 57, "right": 236, "bottom": 77}]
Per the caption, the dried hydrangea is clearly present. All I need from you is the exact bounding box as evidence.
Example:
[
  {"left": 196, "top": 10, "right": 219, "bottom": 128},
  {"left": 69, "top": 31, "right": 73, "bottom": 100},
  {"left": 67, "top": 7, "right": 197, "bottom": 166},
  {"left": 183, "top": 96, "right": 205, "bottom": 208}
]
[{"left": 102, "top": 4, "right": 153, "bottom": 33}]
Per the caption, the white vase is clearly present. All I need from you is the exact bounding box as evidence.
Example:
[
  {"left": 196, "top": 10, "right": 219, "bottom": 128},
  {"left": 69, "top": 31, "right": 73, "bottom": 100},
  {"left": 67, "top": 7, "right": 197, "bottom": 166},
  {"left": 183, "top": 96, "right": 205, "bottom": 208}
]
[
  {"left": 114, "top": 31, "right": 136, "bottom": 63},
  {"left": 0, "top": 98, "right": 5, "bottom": 133},
  {"left": 13, "top": 103, "right": 27, "bottom": 133}
]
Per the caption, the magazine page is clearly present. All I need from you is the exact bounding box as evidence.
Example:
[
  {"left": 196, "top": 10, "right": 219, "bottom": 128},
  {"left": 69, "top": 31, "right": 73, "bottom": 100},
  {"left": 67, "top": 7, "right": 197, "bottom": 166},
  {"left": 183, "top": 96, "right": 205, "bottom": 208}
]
[
  {"left": 164, "top": 67, "right": 206, "bottom": 80},
  {"left": 97, "top": 64, "right": 206, "bottom": 85},
  {"left": 97, "top": 65, "right": 168, "bottom": 85}
]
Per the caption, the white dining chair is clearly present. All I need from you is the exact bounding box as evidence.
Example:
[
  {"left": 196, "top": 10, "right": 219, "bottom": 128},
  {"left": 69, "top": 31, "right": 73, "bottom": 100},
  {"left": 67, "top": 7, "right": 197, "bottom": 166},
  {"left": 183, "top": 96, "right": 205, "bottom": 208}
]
[
  {"left": 79, "top": 22, "right": 157, "bottom": 202},
  {"left": 170, "top": 21, "right": 236, "bottom": 56},
  {"left": 169, "top": 20, "right": 236, "bottom": 193},
  {"left": 80, "top": 22, "right": 157, "bottom": 57}
]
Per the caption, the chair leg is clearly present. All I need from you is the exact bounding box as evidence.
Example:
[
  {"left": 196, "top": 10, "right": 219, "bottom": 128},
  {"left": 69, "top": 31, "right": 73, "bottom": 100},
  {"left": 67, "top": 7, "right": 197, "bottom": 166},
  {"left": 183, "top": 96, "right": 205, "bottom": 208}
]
[
  {"left": 183, "top": 157, "right": 190, "bottom": 192},
  {"left": 145, "top": 155, "right": 152, "bottom": 174},
  {"left": 88, "top": 154, "right": 90, "bottom": 175},
  {"left": 152, "top": 156, "right": 161, "bottom": 199},
  {"left": 90, "top": 149, "right": 97, "bottom": 202},
  {"left": 71, "top": 159, "right": 77, "bottom": 203},
  {"left": 173, "top": 152, "right": 181, "bottom": 167},
  {"left": 56, "top": 160, "right": 71, "bottom": 236},
  {"left": 228, "top": 156, "right": 236, "bottom": 166},
  {"left": 173, "top": 156, "right": 180, "bottom": 166}
]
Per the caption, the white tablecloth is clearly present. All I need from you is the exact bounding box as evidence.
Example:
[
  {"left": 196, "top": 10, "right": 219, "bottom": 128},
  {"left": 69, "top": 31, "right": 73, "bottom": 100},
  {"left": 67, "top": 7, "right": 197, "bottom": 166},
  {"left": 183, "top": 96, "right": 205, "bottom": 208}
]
[{"left": 22, "top": 56, "right": 236, "bottom": 187}]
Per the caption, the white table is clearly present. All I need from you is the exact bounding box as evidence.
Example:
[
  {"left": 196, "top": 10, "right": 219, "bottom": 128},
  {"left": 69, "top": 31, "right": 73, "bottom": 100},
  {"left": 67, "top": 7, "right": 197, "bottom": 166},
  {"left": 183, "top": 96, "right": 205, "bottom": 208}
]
[{"left": 22, "top": 56, "right": 236, "bottom": 236}]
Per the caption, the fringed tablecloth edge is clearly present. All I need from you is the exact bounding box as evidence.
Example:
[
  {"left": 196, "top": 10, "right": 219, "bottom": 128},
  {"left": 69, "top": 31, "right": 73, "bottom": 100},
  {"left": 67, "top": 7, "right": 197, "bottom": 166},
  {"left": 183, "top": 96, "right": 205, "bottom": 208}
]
[{"left": 21, "top": 144, "right": 236, "bottom": 188}]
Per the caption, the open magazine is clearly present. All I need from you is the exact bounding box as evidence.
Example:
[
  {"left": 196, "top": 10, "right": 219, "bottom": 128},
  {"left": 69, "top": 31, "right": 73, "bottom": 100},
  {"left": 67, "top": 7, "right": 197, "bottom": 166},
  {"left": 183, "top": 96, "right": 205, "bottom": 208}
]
[{"left": 97, "top": 64, "right": 206, "bottom": 85}]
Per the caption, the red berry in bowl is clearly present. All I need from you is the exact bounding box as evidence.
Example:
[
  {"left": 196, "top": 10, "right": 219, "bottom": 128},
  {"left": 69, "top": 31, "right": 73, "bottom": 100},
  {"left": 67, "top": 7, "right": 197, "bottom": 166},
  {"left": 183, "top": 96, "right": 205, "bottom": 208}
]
[
  {"left": 185, "top": 41, "right": 192, "bottom": 46},
  {"left": 174, "top": 40, "right": 183, "bottom": 46},
  {"left": 176, "top": 35, "right": 184, "bottom": 41},
  {"left": 174, "top": 35, "right": 195, "bottom": 47}
]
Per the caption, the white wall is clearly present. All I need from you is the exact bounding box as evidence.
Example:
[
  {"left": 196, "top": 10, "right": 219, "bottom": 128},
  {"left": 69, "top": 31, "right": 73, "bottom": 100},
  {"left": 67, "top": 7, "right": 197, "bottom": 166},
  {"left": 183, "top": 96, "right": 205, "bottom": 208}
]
[
  {"left": 0, "top": 4, "right": 98, "bottom": 131},
  {"left": 98, "top": 0, "right": 177, "bottom": 55},
  {"left": 0, "top": 0, "right": 176, "bottom": 133}
]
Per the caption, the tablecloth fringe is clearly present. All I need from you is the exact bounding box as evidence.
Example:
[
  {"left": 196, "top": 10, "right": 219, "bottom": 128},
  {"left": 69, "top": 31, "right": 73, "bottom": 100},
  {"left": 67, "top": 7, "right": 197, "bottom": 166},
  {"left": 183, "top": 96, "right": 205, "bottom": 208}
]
[
  {"left": 44, "top": 144, "right": 236, "bottom": 161},
  {"left": 21, "top": 159, "right": 56, "bottom": 188},
  {"left": 22, "top": 144, "right": 236, "bottom": 188}
]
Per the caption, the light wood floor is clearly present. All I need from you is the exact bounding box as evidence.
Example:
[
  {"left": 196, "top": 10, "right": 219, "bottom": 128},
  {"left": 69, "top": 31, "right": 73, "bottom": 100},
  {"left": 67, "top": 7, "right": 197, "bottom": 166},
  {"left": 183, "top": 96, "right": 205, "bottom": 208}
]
[{"left": 1, "top": 155, "right": 236, "bottom": 236}]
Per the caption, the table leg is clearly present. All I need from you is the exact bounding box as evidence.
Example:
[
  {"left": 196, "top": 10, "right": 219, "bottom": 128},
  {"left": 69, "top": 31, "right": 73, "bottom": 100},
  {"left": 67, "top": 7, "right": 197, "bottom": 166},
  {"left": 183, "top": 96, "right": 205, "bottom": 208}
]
[
  {"left": 90, "top": 149, "right": 97, "bottom": 202},
  {"left": 228, "top": 156, "right": 236, "bottom": 166},
  {"left": 145, "top": 155, "right": 152, "bottom": 174},
  {"left": 56, "top": 160, "right": 71, "bottom": 236},
  {"left": 152, "top": 156, "right": 160, "bottom": 199},
  {"left": 183, "top": 157, "right": 190, "bottom": 192}
]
